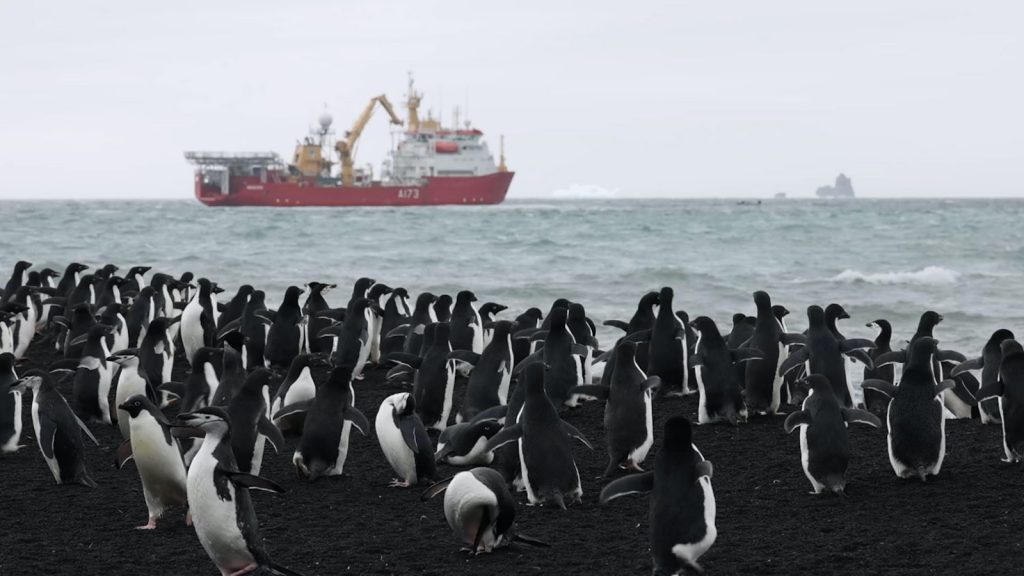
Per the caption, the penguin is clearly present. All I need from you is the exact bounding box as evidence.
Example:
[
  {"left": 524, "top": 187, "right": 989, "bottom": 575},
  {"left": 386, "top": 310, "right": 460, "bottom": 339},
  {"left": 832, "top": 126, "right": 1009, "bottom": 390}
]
[
  {"left": 484, "top": 362, "right": 593, "bottom": 508},
  {"left": 284, "top": 364, "right": 369, "bottom": 480},
  {"left": 98, "top": 301, "right": 130, "bottom": 354},
  {"left": 0, "top": 353, "right": 23, "bottom": 452},
  {"left": 398, "top": 292, "right": 437, "bottom": 355},
  {"left": 218, "top": 284, "right": 254, "bottom": 333},
  {"left": 227, "top": 369, "right": 285, "bottom": 476},
  {"left": 435, "top": 417, "right": 504, "bottom": 467},
  {"left": 238, "top": 290, "right": 269, "bottom": 370},
  {"left": 379, "top": 287, "right": 412, "bottom": 356},
  {"left": 271, "top": 354, "right": 327, "bottom": 432},
  {"left": 175, "top": 346, "right": 223, "bottom": 413},
  {"left": 572, "top": 341, "right": 660, "bottom": 475},
  {"left": 264, "top": 286, "right": 305, "bottom": 368},
  {"left": 55, "top": 262, "right": 88, "bottom": 300},
  {"left": 600, "top": 416, "right": 716, "bottom": 575},
  {"left": 139, "top": 316, "right": 177, "bottom": 388},
  {"left": 346, "top": 276, "right": 375, "bottom": 307},
  {"left": 2, "top": 260, "right": 31, "bottom": 303},
  {"left": 115, "top": 394, "right": 188, "bottom": 529},
  {"left": 825, "top": 303, "right": 874, "bottom": 369},
  {"left": 375, "top": 392, "right": 437, "bottom": 487},
  {"left": 365, "top": 282, "right": 393, "bottom": 365},
  {"left": 420, "top": 467, "right": 549, "bottom": 554},
  {"left": 211, "top": 340, "right": 246, "bottom": 407},
  {"left": 181, "top": 278, "right": 221, "bottom": 366},
  {"left": 604, "top": 291, "right": 659, "bottom": 334},
  {"left": 783, "top": 374, "right": 881, "bottom": 494},
  {"left": 478, "top": 302, "right": 507, "bottom": 346},
  {"left": 109, "top": 348, "right": 158, "bottom": 439},
  {"left": 779, "top": 306, "right": 875, "bottom": 408},
  {"left": 59, "top": 302, "right": 96, "bottom": 359},
  {"left": 412, "top": 322, "right": 457, "bottom": 431},
  {"left": 863, "top": 319, "right": 895, "bottom": 415},
  {"left": 126, "top": 286, "right": 157, "bottom": 348},
  {"left": 71, "top": 324, "right": 115, "bottom": 424},
  {"left": 96, "top": 274, "right": 126, "bottom": 309},
  {"left": 434, "top": 294, "right": 453, "bottom": 323},
  {"left": 975, "top": 340, "right": 1024, "bottom": 462},
  {"left": 566, "top": 302, "right": 598, "bottom": 386},
  {"left": 689, "top": 316, "right": 762, "bottom": 425},
  {"left": 647, "top": 287, "right": 689, "bottom": 397},
  {"left": 8, "top": 286, "right": 38, "bottom": 359},
  {"left": 725, "top": 313, "right": 756, "bottom": 350},
  {"left": 328, "top": 298, "right": 377, "bottom": 380},
  {"left": 174, "top": 407, "right": 301, "bottom": 576},
  {"left": 511, "top": 307, "right": 543, "bottom": 367},
  {"left": 743, "top": 291, "right": 787, "bottom": 414},
  {"left": 301, "top": 282, "right": 335, "bottom": 354},
  {"left": 122, "top": 265, "right": 152, "bottom": 297},
  {"left": 862, "top": 337, "right": 956, "bottom": 481},
  {"left": 11, "top": 369, "right": 99, "bottom": 487},
  {"left": 952, "top": 328, "right": 1014, "bottom": 425},
  {"left": 452, "top": 320, "right": 515, "bottom": 422},
  {"left": 449, "top": 290, "right": 484, "bottom": 354},
  {"left": 523, "top": 307, "right": 584, "bottom": 408}
]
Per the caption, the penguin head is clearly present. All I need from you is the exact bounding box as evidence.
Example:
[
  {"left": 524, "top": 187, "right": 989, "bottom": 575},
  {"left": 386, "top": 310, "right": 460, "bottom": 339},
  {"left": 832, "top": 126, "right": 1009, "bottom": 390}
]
[
  {"left": 918, "top": 310, "right": 943, "bottom": 331},
  {"left": 517, "top": 307, "right": 543, "bottom": 328},
  {"left": 999, "top": 339, "right": 1023, "bottom": 357},
  {"left": 435, "top": 294, "right": 453, "bottom": 310},
  {"left": 806, "top": 305, "right": 825, "bottom": 327},
  {"left": 176, "top": 406, "right": 231, "bottom": 437},
  {"left": 10, "top": 372, "right": 45, "bottom": 393},
  {"left": 390, "top": 287, "right": 409, "bottom": 300},
  {"left": 867, "top": 319, "right": 891, "bottom": 332},
  {"left": 731, "top": 313, "right": 747, "bottom": 326},
  {"left": 107, "top": 349, "right": 142, "bottom": 366},
  {"left": 480, "top": 302, "right": 507, "bottom": 316},
  {"left": 305, "top": 281, "right": 334, "bottom": 295},
  {"left": 991, "top": 328, "right": 1015, "bottom": 345},
  {"left": 391, "top": 392, "right": 415, "bottom": 416},
  {"left": 753, "top": 290, "right": 771, "bottom": 310},
  {"left": 547, "top": 307, "right": 568, "bottom": 331},
  {"left": 825, "top": 303, "right": 850, "bottom": 322},
  {"left": 284, "top": 285, "right": 305, "bottom": 303},
  {"left": 68, "top": 262, "right": 89, "bottom": 274},
  {"left": 689, "top": 316, "right": 720, "bottom": 338},
  {"left": 567, "top": 303, "right": 587, "bottom": 324},
  {"left": 353, "top": 277, "right": 376, "bottom": 298},
  {"left": 772, "top": 305, "right": 790, "bottom": 320},
  {"left": 662, "top": 416, "right": 695, "bottom": 452},
  {"left": 639, "top": 291, "right": 660, "bottom": 309},
  {"left": 456, "top": 290, "right": 477, "bottom": 306},
  {"left": 614, "top": 341, "right": 637, "bottom": 364},
  {"left": 119, "top": 394, "right": 159, "bottom": 419},
  {"left": 367, "top": 283, "right": 393, "bottom": 301},
  {"left": 14, "top": 260, "right": 32, "bottom": 272},
  {"left": 486, "top": 320, "right": 515, "bottom": 340},
  {"left": 99, "top": 263, "right": 119, "bottom": 277},
  {"left": 801, "top": 374, "right": 833, "bottom": 397},
  {"left": 126, "top": 265, "right": 151, "bottom": 277},
  {"left": 251, "top": 290, "right": 266, "bottom": 306}
]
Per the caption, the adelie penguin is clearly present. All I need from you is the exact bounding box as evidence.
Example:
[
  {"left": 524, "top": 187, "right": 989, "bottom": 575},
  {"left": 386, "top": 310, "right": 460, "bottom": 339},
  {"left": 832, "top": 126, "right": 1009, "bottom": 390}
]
[
  {"left": 449, "top": 289, "right": 484, "bottom": 354},
  {"left": 71, "top": 324, "right": 116, "bottom": 424},
  {"left": 218, "top": 284, "right": 254, "bottom": 334},
  {"left": 516, "top": 307, "right": 585, "bottom": 408},
  {"left": 284, "top": 364, "right": 370, "bottom": 480},
  {"left": 690, "top": 316, "right": 763, "bottom": 425},
  {"left": 743, "top": 291, "right": 788, "bottom": 414},
  {"left": 604, "top": 291, "right": 659, "bottom": 334},
  {"left": 573, "top": 341, "right": 660, "bottom": 475},
  {"left": 863, "top": 337, "right": 958, "bottom": 481},
  {"left": 435, "top": 415, "right": 504, "bottom": 466},
  {"left": 783, "top": 375, "right": 881, "bottom": 495},
  {"left": 181, "top": 278, "right": 222, "bottom": 366},
  {"left": 271, "top": 354, "right": 327, "bottom": 433},
  {"left": 485, "top": 363, "right": 594, "bottom": 508},
  {"left": 412, "top": 322, "right": 457, "bottom": 431},
  {"left": 862, "top": 319, "right": 895, "bottom": 415},
  {"left": 646, "top": 287, "right": 689, "bottom": 397},
  {"left": 173, "top": 407, "right": 302, "bottom": 576},
  {"left": 974, "top": 339, "right": 1024, "bottom": 463},
  {"left": 12, "top": 369, "right": 100, "bottom": 487},
  {"left": 477, "top": 302, "right": 507, "bottom": 347},
  {"left": 0, "top": 352, "right": 23, "bottom": 452},
  {"left": 600, "top": 416, "right": 716, "bottom": 575},
  {"left": 227, "top": 369, "right": 285, "bottom": 476},
  {"left": 264, "top": 286, "right": 305, "bottom": 369},
  {"left": 952, "top": 328, "right": 1014, "bottom": 425},
  {"left": 109, "top": 348, "right": 159, "bottom": 440},
  {"left": 421, "top": 467, "right": 550, "bottom": 554},
  {"left": 115, "top": 394, "right": 189, "bottom": 529},
  {"left": 376, "top": 392, "right": 437, "bottom": 487},
  {"left": 451, "top": 319, "right": 515, "bottom": 422}
]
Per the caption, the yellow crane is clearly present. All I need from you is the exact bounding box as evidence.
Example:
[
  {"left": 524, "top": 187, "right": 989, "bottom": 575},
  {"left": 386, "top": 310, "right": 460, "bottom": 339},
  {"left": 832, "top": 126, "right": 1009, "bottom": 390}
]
[{"left": 336, "top": 94, "right": 403, "bottom": 186}]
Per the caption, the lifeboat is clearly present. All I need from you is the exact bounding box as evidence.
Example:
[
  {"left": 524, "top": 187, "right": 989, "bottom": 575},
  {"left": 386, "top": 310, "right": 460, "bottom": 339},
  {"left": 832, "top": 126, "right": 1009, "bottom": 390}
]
[{"left": 435, "top": 141, "right": 459, "bottom": 154}]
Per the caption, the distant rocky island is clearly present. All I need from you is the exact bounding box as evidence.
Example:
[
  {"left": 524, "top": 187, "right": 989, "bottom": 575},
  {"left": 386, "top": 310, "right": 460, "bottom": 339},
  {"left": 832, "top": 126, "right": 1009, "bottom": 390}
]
[{"left": 816, "top": 173, "right": 855, "bottom": 198}]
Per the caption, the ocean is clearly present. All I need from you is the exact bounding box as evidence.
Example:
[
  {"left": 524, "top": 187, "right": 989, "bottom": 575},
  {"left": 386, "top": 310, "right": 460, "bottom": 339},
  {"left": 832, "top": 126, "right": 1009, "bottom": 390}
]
[{"left": 1, "top": 198, "right": 1020, "bottom": 354}]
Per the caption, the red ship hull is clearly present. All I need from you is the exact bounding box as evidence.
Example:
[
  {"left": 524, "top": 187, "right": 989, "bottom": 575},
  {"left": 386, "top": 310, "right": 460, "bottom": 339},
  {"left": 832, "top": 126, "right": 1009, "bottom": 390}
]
[{"left": 195, "top": 172, "right": 513, "bottom": 207}]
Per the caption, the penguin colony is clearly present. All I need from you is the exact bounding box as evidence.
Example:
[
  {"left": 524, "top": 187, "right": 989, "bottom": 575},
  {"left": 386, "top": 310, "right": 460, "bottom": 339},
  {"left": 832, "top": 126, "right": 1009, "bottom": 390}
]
[{"left": 0, "top": 261, "right": 1021, "bottom": 575}]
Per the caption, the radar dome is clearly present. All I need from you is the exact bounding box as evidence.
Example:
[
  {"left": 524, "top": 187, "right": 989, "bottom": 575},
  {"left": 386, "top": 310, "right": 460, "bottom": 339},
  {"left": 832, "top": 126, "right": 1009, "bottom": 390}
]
[{"left": 318, "top": 112, "right": 333, "bottom": 130}]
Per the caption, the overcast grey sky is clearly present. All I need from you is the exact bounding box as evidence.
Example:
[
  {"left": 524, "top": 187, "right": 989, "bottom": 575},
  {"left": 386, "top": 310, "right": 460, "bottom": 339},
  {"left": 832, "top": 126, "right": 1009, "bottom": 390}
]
[{"left": 1, "top": 1, "right": 1021, "bottom": 199}]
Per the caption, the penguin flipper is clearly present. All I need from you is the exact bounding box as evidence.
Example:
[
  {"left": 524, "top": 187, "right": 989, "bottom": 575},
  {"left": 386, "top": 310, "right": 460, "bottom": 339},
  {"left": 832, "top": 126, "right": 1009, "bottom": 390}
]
[
  {"left": 560, "top": 420, "right": 594, "bottom": 450},
  {"left": 37, "top": 412, "right": 58, "bottom": 459},
  {"left": 257, "top": 416, "right": 286, "bottom": 452},
  {"left": 216, "top": 319, "right": 242, "bottom": 339},
  {"left": 73, "top": 413, "right": 100, "bottom": 446},
  {"left": 599, "top": 471, "right": 654, "bottom": 503},
  {"left": 874, "top": 350, "right": 906, "bottom": 367},
  {"left": 159, "top": 381, "right": 186, "bottom": 401},
  {"left": 935, "top": 378, "right": 959, "bottom": 398},
  {"left": 622, "top": 329, "right": 652, "bottom": 344},
  {"left": 448, "top": 350, "right": 481, "bottom": 365},
  {"left": 115, "top": 440, "right": 134, "bottom": 469},
  {"left": 420, "top": 475, "right": 454, "bottom": 501},
  {"left": 861, "top": 379, "right": 898, "bottom": 398},
  {"left": 222, "top": 469, "right": 286, "bottom": 493},
  {"left": 844, "top": 348, "right": 874, "bottom": 369},
  {"left": 570, "top": 385, "right": 609, "bottom": 400},
  {"left": 839, "top": 338, "right": 876, "bottom": 353},
  {"left": 731, "top": 348, "right": 764, "bottom": 363},
  {"left": 472, "top": 507, "right": 491, "bottom": 553},
  {"left": 343, "top": 405, "right": 370, "bottom": 435},
  {"left": 778, "top": 348, "right": 810, "bottom": 377},
  {"left": 483, "top": 424, "right": 523, "bottom": 452},
  {"left": 975, "top": 380, "right": 1005, "bottom": 402},
  {"left": 936, "top": 349, "right": 967, "bottom": 363},
  {"left": 603, "top": 320, "right": 630, "bottom": 332},
  {"left": 571, "top": 343, "right": 590, "bottom": 356},
  {"left": 783, "top": 410, "right": 813, "bottom": 434},
  {"left": 841, "top": 408, "right": 882, "bottom": 428},
  {"left": 642, "top": 376, "right": 662, "bottom": 393},
  {"left": 511, "top": 350, "right": 543, "bottom": 375},
  {"left": 470, "top": 405, "right": 508, "bottom": 423},
  {"left": 951, "top": 357, "right": 983, "bottom": 377},
  {"left": 381, "top": 352, "right": 422, "bottom": 369},
  {"left": 780, "top": 333, "right": 807, "bottom": 346},
  {"left": 273, "top": 399, "right": 314, "bottom": 423}
]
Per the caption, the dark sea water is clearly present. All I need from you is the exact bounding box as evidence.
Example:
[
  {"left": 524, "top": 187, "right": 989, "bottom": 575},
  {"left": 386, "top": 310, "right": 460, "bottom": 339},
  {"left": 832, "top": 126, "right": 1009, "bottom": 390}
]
[{"left": 1, "top": 198, "right": 1020, "bottom": 354}]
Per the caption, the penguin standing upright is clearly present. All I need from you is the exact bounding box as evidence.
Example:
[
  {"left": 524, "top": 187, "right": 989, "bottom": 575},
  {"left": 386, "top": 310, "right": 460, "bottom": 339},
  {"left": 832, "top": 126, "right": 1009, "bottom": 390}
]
[
  {"left": 139, "top": 316, "right": 177, "bottom": 388},
  {"left": 573, "top": 341, "right": 659, "bottom": 475},
  {"left": 126, "top": 286, "right": 157, "bottom": 348},
  {"left": 783, "top": 375, "right": 881, "bottom": 494},
  {"left": 953, "top": 329, "right": 1014, "bottom": 425},
  {"left": 647, "top": 287, "right": 688, "bottom": 397},
  {"left": 412, "top": 323, "right": 457, "bottom": 431},
  {"left": 264, "top": 286, "right": 305, "bottom": 369},
  {"left": 452, "top": 320, "right": 515, "bottom": 422},
  {"left": 449, "top": 290, "right": 483, "bottom": 354},
  {"left": 218, "top": 284, "right": 254, "bottom": 333},
  {"left": 511, "top": 307, "right": 543, "bottom": 367},
  {"left": 71, "top": 324, "right": 115, "bottom": 424},
  {"left": 271, "top": 354, "right": 326, "bottom": 432},
  {"left": 863, "top": 337, "right": 957, "bottom": 481},
  {"left": 532, "top": 307, "right": 584, "bottom": 408},
  {"left": 289, "top": 365, "right": 370, "bottom": 480},
  {"left": 0, "top": 353, "right": 22, "bottom": 452},
  {"left": 974, "top": 340, "right": 1024, "bottom": 462},
  {"left": 380, "top": 287, "right": 412, "bottom": 357},
  {"left": 863, "top": 319, "right": 895, "bottom": 415},
  {"left": 434, "top": 294, "right": 453, "bottom": 323},
  {"left": 116, "top": 394, "right": 188, "bottom": 529},
  {"left": 227, "top": 369, "right": 285, "bottom": 475},
  {"left": 175, "top": 407, "right": 299, "bottom": 576},
  {"left": 376, "top": 392, "right": 437, "bottom": 487},
  {"left": 690, "top": 316, "right": 762, "bottom": 425},
  {"left": 485, "top": 363, "right": 593, "bottom": 508},
  {"left": 11, "top": 369, "right": 99, "bottom": 487},
  {"left": 109, "top": 348, "right": 158, "bottom": 440},
  {"left": 181, "top": 278, "right": 221, "bottom": 366},
  {"left": 604, "top": 291, "right": 659, "bottom": 334},
  {"left": 302, "top": 282, "right": 335, "bottom": 355},
  {"left": 2, "top": 260, "right": 31, "bottom": 303},
  {"left": 744, "top": 291, "right": 786, "bottom": 414},
  {"left": 600, "top": 416, "right": 716, "bottom": 575},
  {"left": 477, "top": 302, "right": 507, "bottom": 347},
  {"left": 365, "top": 282, "right": 392, "bottom": 365}
]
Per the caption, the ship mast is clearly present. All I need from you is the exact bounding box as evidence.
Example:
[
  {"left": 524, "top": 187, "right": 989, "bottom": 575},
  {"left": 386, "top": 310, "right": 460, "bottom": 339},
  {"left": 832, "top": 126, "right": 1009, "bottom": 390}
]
[
  {"left": 405, "top": 73, "right": 422, "bottom": 134},
  {"left": 498, "top": 135, "right": 508, "bottom": 173}
]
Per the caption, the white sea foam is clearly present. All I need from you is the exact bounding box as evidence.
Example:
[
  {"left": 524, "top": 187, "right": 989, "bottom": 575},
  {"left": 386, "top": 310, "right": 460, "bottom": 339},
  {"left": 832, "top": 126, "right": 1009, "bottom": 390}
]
[
  {"left": 830, "top": 266, "right": 960, "bottom": 286},
  {"left": 549, "top": 183, "right": 619, "bottom": 199}
]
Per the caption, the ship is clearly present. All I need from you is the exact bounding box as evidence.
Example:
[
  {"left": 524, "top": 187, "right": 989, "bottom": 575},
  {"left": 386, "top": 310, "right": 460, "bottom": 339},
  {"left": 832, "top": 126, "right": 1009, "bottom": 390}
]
[{"left": 185, "top": 78, "right": 513, "bottom": 207}]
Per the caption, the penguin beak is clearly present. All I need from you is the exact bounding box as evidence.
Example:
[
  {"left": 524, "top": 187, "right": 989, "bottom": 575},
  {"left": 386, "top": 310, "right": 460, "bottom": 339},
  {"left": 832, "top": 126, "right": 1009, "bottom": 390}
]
[{"left": 172, "top": 413, "right": 206, "bottom": 438}]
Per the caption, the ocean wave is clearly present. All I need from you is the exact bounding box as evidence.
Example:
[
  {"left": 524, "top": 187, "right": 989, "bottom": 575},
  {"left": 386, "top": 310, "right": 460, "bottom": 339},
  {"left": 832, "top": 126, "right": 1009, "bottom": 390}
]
[{"left": 830, "top": 266, "right": 960, "bottom": 286}]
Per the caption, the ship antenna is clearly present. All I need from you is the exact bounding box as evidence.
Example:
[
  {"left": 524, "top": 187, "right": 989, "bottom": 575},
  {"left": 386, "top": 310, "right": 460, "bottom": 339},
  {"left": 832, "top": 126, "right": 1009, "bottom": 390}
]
[{"left": 498, "top": 135, "right": 508, "bottom": 173}]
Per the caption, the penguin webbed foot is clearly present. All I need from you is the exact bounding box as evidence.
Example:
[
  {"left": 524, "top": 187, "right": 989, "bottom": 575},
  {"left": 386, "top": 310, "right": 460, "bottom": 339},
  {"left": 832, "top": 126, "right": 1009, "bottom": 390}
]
[
  {"left": 388, "top": 479, "right": 412, "bottom": 488},
  {"left": 135, "top": 518, "right": 158, "bottom": 530}
]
